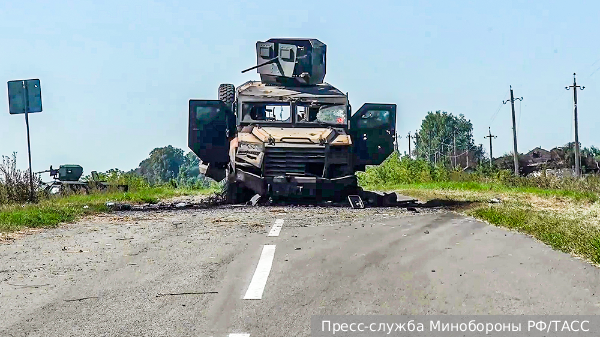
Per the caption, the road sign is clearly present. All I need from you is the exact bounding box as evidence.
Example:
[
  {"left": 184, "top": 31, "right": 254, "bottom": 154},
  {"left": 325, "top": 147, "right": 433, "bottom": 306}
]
[
  {"left": 7, "top": 79, "right": 43, "bottom": 202},
  {"left": 8, "top": 79, "right": 42, "bottom": 114}
]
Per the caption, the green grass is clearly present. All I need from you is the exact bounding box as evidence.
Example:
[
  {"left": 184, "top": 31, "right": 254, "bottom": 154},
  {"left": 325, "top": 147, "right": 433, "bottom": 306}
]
[
  {"left": 377, "top": 181, "right": 600, "bottom": 265},
  {"left": 0, "top": 186, "right": 219, "bottom": 232},
  {"left": 365, "top": 180, "right": 599, "bottom": 203},
  {"left": 468, "top": 204, "right": 600, "bottom": 264}
]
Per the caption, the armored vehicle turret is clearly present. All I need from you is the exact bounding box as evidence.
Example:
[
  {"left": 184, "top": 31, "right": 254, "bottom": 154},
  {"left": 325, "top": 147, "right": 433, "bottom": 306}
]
[
  {"left": 37, "top": 165, "right": 128, "bottom": 195},
  {"left": 242, "top": 38, "right": 327, "bottom": 86}
]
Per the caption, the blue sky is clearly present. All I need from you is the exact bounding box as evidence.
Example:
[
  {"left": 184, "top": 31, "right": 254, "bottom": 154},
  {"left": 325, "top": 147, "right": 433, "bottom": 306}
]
[{"left": 2, "top": 0, "right": 600, "bottom": 173}]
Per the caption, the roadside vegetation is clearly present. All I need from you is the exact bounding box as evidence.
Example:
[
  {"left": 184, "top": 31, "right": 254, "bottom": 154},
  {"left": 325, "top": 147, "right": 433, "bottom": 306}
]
[
  {"left": 358, "top": 153, "right": 600, "bottom": 264},
  {"left": 0, "top": 148, "right": 220, "bottom": 233}
]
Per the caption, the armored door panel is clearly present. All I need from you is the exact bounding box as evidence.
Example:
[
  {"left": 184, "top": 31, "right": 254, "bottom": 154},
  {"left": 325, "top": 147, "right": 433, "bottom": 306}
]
[
  {"left": 350, "top": 103, "right": 397, "bottom": 166},
  {"left": 188, "top": 100, "right": 236, "bottom": 166}
]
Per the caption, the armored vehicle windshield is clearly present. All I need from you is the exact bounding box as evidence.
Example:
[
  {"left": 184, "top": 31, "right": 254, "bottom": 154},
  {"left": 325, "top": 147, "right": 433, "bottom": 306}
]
[{"left": 240, "top": 101, "right": 347, "bottom": 126}]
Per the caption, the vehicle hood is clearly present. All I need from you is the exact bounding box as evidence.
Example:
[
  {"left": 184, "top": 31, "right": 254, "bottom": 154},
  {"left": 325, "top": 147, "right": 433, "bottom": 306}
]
[{"left": 249, "top": 127, "right": 351, "bottom": 145}]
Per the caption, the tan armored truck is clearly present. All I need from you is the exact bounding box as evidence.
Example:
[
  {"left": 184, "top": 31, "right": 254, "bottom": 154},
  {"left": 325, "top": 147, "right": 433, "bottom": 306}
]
[{"left": 188, "top": 38, "right": 396, "bottom": 203}]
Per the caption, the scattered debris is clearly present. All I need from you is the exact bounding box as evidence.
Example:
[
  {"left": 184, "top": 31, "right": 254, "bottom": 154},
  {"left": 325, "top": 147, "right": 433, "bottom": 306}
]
[
  {"left": 7, "top": 283, "right": 51, "bottom": 288},
  {"left": 105, "top": 202, "right": 132, "bottom": 211},
  {"left": 249, "top": 194, "right": 262, "bottom": 206},
  {"left": 348, "top": 195, "right": 365, "bottom": 209},
  {"left": 64, "top": 296, "right": 99, "bottom": 302},
  {"left": 489, "top": 198, "right": 502, "bottom": 204},
  {"left": 104, "top": 193, "right": 228, "bottom": 212},
  {"left": 359, "top": 191, "right": 399, "bottom": 207},
  {"left": 156, "top": 291, "right": 218, "bottom": 297}
]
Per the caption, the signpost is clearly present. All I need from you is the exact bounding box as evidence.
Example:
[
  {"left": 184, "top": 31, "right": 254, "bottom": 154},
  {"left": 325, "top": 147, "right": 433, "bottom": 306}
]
[{"left": 7, "top": 79, "right": 42, "bottom": 202}]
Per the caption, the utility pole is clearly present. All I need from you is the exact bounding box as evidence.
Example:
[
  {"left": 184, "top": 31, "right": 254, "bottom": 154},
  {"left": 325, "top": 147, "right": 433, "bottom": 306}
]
[
  {"left": 452, "top": 131, "right": 457, "bottom": 169},
  {"left": 428, "top": 132, "right": 432, "bottom": 163},
  {"left": 503, "top": 85, "right": 523, "bottom": 176},
  {"left": 415, "top": 132, "right": 420, "bottom": 160},
  {"left": 484, "top": 127, "right": 497, "bottom": 168},
  {"left": 566, "top": 73, "right": 584, "bottom": 177},
  {"left": 407, "top": 132, "right": 412, "bottom": 158}
]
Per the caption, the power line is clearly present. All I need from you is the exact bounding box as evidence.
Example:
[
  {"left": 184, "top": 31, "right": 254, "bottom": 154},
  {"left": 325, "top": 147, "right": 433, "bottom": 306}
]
[
  {"left": 489, "top": 89, "right": 510, "bottom": 126},
  {"left": 517, "top": 99, "right": 522, "bottom": 138},
  {"left": 589, "top": 66, "right": 600, "bottom": 78}
]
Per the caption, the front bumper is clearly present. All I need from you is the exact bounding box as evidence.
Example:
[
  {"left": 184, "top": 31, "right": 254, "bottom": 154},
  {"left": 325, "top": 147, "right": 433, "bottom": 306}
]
[{"left": 235, "top": 169, "right": 357, "bottom": 199}]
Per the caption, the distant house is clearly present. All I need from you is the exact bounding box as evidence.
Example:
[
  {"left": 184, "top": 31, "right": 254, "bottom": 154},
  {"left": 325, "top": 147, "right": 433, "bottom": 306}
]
[
  {"left": 523, "top": 147, "right": 552, "bottom": 165},
  {"left": 453, "top": 150, "right": 478, "bottom": 170}
]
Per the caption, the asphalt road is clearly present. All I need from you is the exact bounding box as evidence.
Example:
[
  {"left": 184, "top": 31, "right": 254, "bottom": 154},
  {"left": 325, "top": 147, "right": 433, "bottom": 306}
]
[{"left": 1, "top": 204, "right": 600, "bottom": 336}]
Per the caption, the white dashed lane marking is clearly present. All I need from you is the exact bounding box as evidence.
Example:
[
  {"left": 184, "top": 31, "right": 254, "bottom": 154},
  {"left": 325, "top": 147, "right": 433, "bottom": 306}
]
[
  {"left": 243, "top": 245, "right": 276, "bottom": 300},
  {"left": 267, "top": 219, "right": 284, "bottom": 237}
]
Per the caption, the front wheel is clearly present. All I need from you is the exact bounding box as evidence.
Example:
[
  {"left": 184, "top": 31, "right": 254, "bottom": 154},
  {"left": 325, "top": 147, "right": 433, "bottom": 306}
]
[{"left": 224, "top": 166, "right": 253, "bottom": 204}]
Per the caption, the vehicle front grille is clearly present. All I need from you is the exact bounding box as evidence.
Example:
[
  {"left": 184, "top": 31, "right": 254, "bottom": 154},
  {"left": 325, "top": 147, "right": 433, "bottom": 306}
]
[{"left": 263, "top": 146, "right": 326, "bottom": 177}]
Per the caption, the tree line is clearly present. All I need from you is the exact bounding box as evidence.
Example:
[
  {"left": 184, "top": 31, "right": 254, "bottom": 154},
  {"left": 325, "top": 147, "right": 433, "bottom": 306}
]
[
  {"left": 92, "top": 146, "right": 211, "bottom": 189},
  {"left": 408, "top": 110, "right": 600, "bottom": 173}
]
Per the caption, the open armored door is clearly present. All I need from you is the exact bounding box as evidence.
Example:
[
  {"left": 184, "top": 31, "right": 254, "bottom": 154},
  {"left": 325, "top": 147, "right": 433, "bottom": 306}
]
[
  {"left": 350, "top": 103, "right": 397, "bottom": 167},
  {"left": 188, "top": 100, "right": 236, "bottom": 181}
]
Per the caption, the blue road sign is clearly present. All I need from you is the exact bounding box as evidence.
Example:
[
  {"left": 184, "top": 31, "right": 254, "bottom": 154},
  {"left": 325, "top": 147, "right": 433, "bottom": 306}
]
[{"left": 8, "top": 79, "right": 42, "bottom": 114}]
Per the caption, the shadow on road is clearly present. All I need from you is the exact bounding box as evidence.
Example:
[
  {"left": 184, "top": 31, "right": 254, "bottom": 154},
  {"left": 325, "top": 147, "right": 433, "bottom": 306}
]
[{"left": 407, "top": 198, "right": 476, "bottom": 209}]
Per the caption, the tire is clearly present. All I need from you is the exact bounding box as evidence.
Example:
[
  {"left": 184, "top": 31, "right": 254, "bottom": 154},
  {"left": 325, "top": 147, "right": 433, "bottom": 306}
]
[
  {"left": 225, "top": 180, "right": 253, "bottom": 204},
  {"left": 224, "top": 165, "right": 252, "bottom": 204},
  {"left": 218, "top": 84, "right": 235, "bottom": 110}
]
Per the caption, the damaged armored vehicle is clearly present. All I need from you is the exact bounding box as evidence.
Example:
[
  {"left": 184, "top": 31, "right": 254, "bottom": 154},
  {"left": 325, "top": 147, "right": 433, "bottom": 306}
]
[{"left": 188, "top": 38, "right": 396, "bottom": 203}]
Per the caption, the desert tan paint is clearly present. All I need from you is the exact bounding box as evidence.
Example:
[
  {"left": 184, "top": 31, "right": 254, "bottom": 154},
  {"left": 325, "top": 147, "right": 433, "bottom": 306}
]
[
  {"left": 237, "top": 132, "right": 261, "bottom": 144},
  {"left": 331, "top": 134, "right": 352, "bottom": 145},
  {"left": 236, "top": 128, "right": 351, "bottom": 145},
  {"left": 258, "top": 127, "right": 332, "bottom": 142}
]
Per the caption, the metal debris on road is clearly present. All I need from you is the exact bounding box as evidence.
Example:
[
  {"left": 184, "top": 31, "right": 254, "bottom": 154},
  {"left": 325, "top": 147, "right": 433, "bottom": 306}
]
[
  {"left": 156, "top": 291, "right": 218, "bottom": 297},
  {"left": 64, "top": 296, "right": 99, "bottom": 302},
  {"left": 7, "top": 283, "right": 51, "bottom": 288},
  {"left": 249, "top": 194, "right": 262, "bottom": 206},
  {"left": 105, "top": 202, "right": 132, "bottom": 211},
  {"left": 348, "top": 195, "right": 364, "bottom": 209}
]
